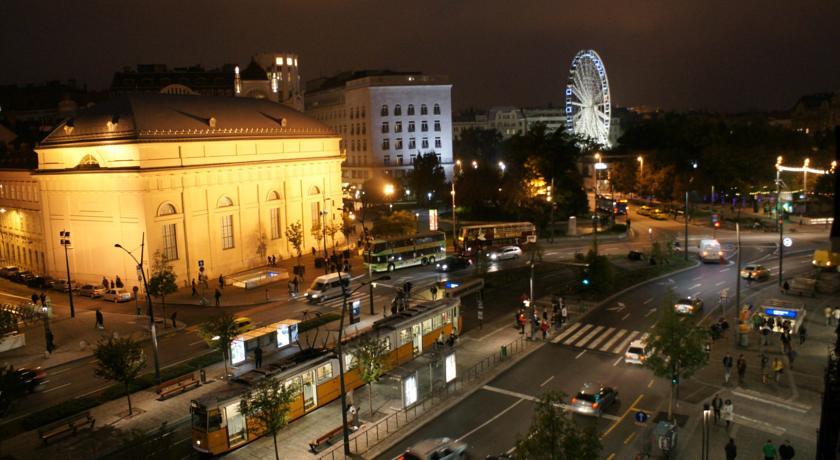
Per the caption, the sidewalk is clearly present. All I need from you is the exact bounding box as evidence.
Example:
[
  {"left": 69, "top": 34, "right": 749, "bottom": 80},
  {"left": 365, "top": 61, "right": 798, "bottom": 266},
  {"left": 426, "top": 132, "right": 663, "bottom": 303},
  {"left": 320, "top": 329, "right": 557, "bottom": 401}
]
[{"left": 671, "top": 282, "right": 828, "bottom": 460}]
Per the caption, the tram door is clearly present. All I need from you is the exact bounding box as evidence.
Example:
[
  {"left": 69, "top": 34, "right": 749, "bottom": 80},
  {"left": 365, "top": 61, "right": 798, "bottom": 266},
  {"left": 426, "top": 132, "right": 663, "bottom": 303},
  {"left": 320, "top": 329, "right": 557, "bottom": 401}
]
[
  {"left": 412, "top": 323, "right": 422, "bottom": 356},
  {"left": 301, "top": 370, "right": 318, "bottom": 412},
  {"left": 225, "top": 402, "right": 247, "bottom": 447}
]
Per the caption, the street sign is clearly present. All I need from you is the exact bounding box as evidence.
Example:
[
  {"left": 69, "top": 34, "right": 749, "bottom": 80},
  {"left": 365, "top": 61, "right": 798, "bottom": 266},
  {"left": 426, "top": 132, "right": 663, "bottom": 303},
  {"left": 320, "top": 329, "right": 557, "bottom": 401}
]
[
  {"left": 783, "top": 237, "right": 793, "bottom": 248},
  {"left": 136, "top": 264, "right": 143, "bottom": 281},
  {"left": 635, "top": 411, "right": 649, "bottom": 424}
]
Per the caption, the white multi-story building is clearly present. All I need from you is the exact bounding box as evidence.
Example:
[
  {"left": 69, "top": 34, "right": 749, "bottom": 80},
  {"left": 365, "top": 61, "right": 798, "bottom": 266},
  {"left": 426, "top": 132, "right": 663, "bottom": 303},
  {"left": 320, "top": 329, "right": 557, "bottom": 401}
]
[{"left": 305, "top": 71, "right": 454, "bottom": 185}]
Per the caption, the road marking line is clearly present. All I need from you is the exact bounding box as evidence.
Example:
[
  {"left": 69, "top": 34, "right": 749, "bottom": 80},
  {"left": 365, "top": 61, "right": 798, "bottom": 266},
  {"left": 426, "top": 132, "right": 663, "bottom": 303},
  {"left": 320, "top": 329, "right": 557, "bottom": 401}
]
[
  {"left": 481, "top": 385, "right": 620, "bottom": 421},
  {"left": 643, "top": 297, "right": 654, "bottom": 305},
  {"left": 562, "top": 324, "right": 593, "bottom": 345},
  {"left": 574, "top": 325, "right": 604, "bottom": 347},
  {"left": 189, "top": 340, "right": 206, "bottom": 346},
  {"left": 624, "top": 431, "right": 637, "bottom": 444},
  {"left": 648, "top": 379, "right": 655, "bottom": 388},
  {"left": 693, "top": 275, "right": 704, "bottom": 281},
  {"left": 456, "top": 398, "right": 524, "bottom": 443},
  {"left": 613, "top": 356, "right": 623, "bottom": 367},
  {"left": 49, "top": 367, "right": 75, "bottom": 376},
  {"left": 601, "top": 394, "right": 644, "bottom": 439},
  {"left": 720, "top": 268, "right": 730, "bottom": 272},
  {"left": 612, "top": 330, "right": 640, "bottom": 354},
  {"left": 599, "top": 329, "right": 627, "bottom": 352},
  {"left": 644, "top": 308, "right": 657, "bottom": 317},
  {"left": 692, "top": 291, "right": 702, "bottom": 298},
  {"left": 539, "top": 376, "right": 554, "bottom": 387},
  {"left": 587, "top": 327, "right": 615, "bottom": 349},
  {"left": 731, "top": 389, "right": 810, "bottom": 413},
  {"left": 575, "top": 350, "right": 587, "bottom": 359},
  {"left": 551, "top": 323, "right": 583, "bottom": 344},
  {"left": 606, "top": 454, "right": 616, "bottom": 460},
  {"left": 621, "top": 313, "right": 631, "bottom": 320},
  {"left": 733, "top": 414, "right": 786, "bottom": 436},
  {"left": 688, "top": 283, "right": 702, "bottom": 289},
  {"left": 715, "top": 281, "right": 727, "bottom": 286},
  {"left": 43, "top": 382, "right": 71, "bottom": 393}
]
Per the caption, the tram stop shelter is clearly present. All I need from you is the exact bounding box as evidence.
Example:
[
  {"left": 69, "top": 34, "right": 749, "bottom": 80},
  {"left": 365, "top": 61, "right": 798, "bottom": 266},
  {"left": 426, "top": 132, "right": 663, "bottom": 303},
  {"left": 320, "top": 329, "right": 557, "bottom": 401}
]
[
  {"left": 757, "top": 299, "right": 806, "bottom": 333},
  {"left": 230, "top": 319, "right": 301, "bottom": 368},
  {"left": 386, "top": 346, "right": 457, "bottom": 409}
]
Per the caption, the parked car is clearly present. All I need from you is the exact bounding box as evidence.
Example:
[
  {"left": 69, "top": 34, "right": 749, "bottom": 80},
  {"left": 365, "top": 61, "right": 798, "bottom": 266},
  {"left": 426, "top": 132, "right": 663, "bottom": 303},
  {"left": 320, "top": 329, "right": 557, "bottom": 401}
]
[
  {"left": 50, "top": 279, "right": 79, "bottom": 292},
  {"left": 0, "top": 266, "right": 19, "bottom": 278},
  {"left": 569, "top": 383, "right": 618, "bottom": 416},
  {"left": 434, "top": 256, "right": 472, "bottom": 273},
  {"left": 79, "top": 284, "right": 106, "bottom": 298},
  {"left": 674, "top": 296, "right": 704, "bottom": 315},
  {"left": 488, "top": 246, "right": 523, "bottom": 261},
  {"left": 649, "top": 209, "right": 668, "bottom": 220},
  {"left": 637, "top": 205, "right": 652, "bottom": 216},
  {"left": 103, "top": 288, "right": 133, "bottom": 303},
  {"left": 740, "top": 264, "right": 770, "bottom": 281},
  {"left": 26, "top": 276, "right": 54, "bottom": 289},
  {"left": 395, "top": 437, "right": 468, "bottom": 460}
]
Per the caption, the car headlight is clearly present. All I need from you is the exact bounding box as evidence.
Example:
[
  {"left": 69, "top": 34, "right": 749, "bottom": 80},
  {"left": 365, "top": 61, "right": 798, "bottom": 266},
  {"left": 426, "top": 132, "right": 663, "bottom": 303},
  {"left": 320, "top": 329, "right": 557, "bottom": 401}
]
[
  {"left": 442, "top": 264, "right": 448, "bottom": 270},
  {"left": 490, "top": 254, "right": 498, "bottom": 260},
  {"left": 702, "top": 251, "right": 708, "bottom": 256}
]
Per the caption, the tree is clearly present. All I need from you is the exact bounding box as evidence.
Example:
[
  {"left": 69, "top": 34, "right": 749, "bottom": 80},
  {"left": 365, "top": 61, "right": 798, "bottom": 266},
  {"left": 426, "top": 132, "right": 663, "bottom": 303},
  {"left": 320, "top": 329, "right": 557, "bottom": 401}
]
[
  {"left": 93, "top": 336, "right": 147, "bottom": 415},
  {"left": 311, "top": 221, "right": 324, "bottom": 253},
  {"left": 584, "top": 249, "right": 614, "bottom": 294},
  {"left": 353, "top": 336, "right": 389, "bottom": 417},
  {"left": 198, "top": 313, "right": 239, "bottom": 377},
  {"left": 325, "top": 221, "right": 341, "bottom": 251},
  {"left": 644, "top": 290, "right": 709, "bottom": 419},
  {"left": 239, "top": 376, "right": 297, "bottom": 460},
  {"left": 285, "top": 221, "right": 304, "bottom": 267},
  {"left": 406, "top": 153, "right": 448, "bottom": 206},
  {"left": 515, "top": 391, "right": 601, "bottom": 459},
  {"left": 148, "top": 250, "right": 178, "bottom": 329},
  {"left": 371, "top": 211, "right": 416, "bottom": 238}
]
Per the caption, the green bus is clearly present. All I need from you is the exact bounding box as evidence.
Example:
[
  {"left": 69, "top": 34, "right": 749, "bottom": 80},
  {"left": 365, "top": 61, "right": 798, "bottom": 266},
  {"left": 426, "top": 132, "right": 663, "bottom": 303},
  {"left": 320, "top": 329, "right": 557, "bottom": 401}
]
[{"left": 364, "top": 231, "right": 447, "bottom": 272}]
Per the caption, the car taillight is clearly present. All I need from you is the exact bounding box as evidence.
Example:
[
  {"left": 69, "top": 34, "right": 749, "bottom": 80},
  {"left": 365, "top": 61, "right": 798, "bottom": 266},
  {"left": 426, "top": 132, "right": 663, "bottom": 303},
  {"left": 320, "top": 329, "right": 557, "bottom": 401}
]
[
  {"left": 591, "top": 402, "right": 599, "bottom": 409},
  {"left": 718, "top": 251, "right": 723, "bottom": 256},
  {"left": 571, "top": 397, "right": 577, "bottom": 404},
  {"left": 640, "top": 355, "right": 645, "bottom": 361}
]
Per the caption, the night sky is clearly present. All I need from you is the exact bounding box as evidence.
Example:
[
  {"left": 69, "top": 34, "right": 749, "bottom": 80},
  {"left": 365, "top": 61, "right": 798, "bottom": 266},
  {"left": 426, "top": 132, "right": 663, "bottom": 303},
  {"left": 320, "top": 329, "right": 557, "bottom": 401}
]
[{"left": 1, "top": 0, "right": 837, "bottom": 112}]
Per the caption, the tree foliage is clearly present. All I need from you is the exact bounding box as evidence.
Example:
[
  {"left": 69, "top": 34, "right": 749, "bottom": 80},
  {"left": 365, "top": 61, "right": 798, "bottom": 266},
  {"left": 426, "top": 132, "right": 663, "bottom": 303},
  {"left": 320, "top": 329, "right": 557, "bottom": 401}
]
[
  {"left": 515, "top": 391, "right": 601, "bottom": 459},
  {"left": 198, "top": 313, "right": 239, "bottom": 377},
  {"left": 406, "top": 153, "right": 448, "bottom": 206},
  {"left": 93, "top": 336, "right": 147, "bottom": 415},
  {"left": 584, "top": 249, "right": 614, "bottom": 294},
  {"left": 239, "top": 376, "right": 297, "bottom": 460},
  {"left": 353, "top": 336, "right": 389, "bottom": 417},
  {"left": 372, "top": 211, "right": 416, "bottom": 238},
  {"left": 148, "top": 250, "right": 178, "bottom": 328},
  {"left": 285, "top": 221, "right": 304, "bottom": 265}
]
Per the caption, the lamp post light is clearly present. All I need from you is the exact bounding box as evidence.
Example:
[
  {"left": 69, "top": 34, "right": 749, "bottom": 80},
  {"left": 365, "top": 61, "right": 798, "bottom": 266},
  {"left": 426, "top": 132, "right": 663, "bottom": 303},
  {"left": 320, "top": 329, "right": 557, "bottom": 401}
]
[
  {"left": 115, "top": 234, "right": 161, "bottom": 384},
  {"left": 383, "top": 183, "right": 394, "bottom": 215},
  {"left": 803, "top": 158, "right": 810, "bottom": 215},
  {"left": 701, "top": 403, "right": 711, "bottom": 460},
  {"left": 498, "top": 161, "right": 506, "bottom": 173},
  {"left": 58, "top": 230, "right": 75, "bottom": 318}
]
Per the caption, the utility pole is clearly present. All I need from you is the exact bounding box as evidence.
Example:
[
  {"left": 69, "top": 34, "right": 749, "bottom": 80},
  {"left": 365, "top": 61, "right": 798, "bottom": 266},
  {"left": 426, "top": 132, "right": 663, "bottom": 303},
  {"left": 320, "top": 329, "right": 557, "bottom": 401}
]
[
  {"left": 734, "top": 222, "right": 741, "bottom": 350},
  {"left": 776, "top": 165, "right": 784, "bottom": 286},
  {"left": 59, "top": 230, "right": 75, "bottom": 318},
  {"left": 591, "top": 214, "right": 598, "bottom": 256},
  {"left": 684, "top": 191, "right": 689, "bottom": 261}
]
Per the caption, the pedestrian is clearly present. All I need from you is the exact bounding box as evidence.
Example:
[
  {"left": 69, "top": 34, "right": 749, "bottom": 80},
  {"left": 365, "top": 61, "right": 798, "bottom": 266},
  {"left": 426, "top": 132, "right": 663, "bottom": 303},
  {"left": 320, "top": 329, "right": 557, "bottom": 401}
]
[
  {"left": 725, "top": 438, "right": 737, "bottom": 460},
  {"left": 781, "top": 331, "right": 791, "bottom": 354},
  {"left": 711, "top": 394, "right": 723, "bottom": 424},
  {"left": 191, "top": 279, "right": 197, "bottom": 297},
  {"left": 778, "top": 440, "right": 795, "bottom": 460},
  {"left": 102, "top": 276, "right": 109, "bottom": 290},
  {"left": 110, "top": 279, "right": 115, "bottom": 289},
  {"left": 39, "top": 291, "right": 46, "bottom": 306},
  {"left": 783, "top": 280, "right": 790, "bottom": 294},
  {"left": 773, "top": 357, "right": 784, "bottom": 383},
  {"left": 760, "top": 352, "right": 769, "bottom": 384},
  {"left": 560, "top": 304, "right": 568, "bottom": 326},
  {"left": 170, "top": 311, "right": 177, "bottom": 328},
  {"left": 430, "top": 284, "right": 438, "bottom": 300},
  {"left": 267, "top": 256, "right": 272, "bottom": 266},
  {"left": 518, "top": 312, "right": 526, "bottom": 335},
  {"left": 254, "top": 345, "right": 263, "bottom": 368},
  {"left": 45, "top": 329, "right": 55, "bottom": 353},
  {"left": 752, "top": 313, "right": 762, "bottom": 332},
  {"left": 95, "top": 309, "right": 104, "bottom": 330},
  {"left": 722, "top": 399, "right": 734, "bottom": 429},
  {"left": 798, "top": 323, "right": 807, "bottom": 345},
  {"left": 30, "top": 293, "right": 38, "bottom": 305},
  {"left": 833, "top": 307, "right": 840, "bottom": 328},
  {"left": 311, "top": 246, "right": 317, "bottom": 257},
  {"left": 723, "top": 352, "right": 733, "bottom": 384},
  {"left": 214, "top": 288, "right": 222, "bottom": 306},
  {"left": 116, "top": 276, "right": 124, "bottom": 288},
  {"left": 825, "top": 306, "right": 833, "bottom": 326},
  {"left": 763, "top": 440, "right": 777, "bottom": 460},
  {"left": 736, "top": 354, "right": 747, "bottom": 383},
  {"left": 761, "top": 325, "right": 771, "bottom": 347},
  {"left": 540, "top": 319, "right": 549, "bottom": 340},
  {"left": 787, "top": 349, "right": 797, "bottom": 369},
  {"left": 218, "top": 274, "right": 225, "bottom": 290},
  {"left": 288, "top": 279, "right": 295, "bottom": 298},
  {"left": 346, "top": 404, "right": 359, "bottom": 429},
  {"left": 292, "top": 276, "right": 299, "bottom": 295}
]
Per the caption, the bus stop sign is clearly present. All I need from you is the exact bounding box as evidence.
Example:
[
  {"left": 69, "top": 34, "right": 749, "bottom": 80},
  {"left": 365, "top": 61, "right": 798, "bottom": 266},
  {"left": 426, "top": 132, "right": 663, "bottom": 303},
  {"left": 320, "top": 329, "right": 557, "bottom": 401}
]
[{"left": 635, "top": 410, "right": 649, "bottom": 424}]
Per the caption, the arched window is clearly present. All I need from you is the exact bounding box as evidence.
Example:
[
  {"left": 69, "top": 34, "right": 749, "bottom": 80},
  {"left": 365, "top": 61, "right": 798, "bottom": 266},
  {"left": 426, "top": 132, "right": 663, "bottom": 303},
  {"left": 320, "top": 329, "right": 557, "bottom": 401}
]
[
  {"left": 407, "top": 104, "right": 415, "bottom": 115},
  {"left": 394, "top": 104, "right": 402, "bottom": 116},
  {"left": 433, "top": 103, "right": 441, "bottom": 115},
  {"left": 157, "top": 203, "right": 177, "bottom": 216},
  {"left": 77, "top": 154, "right": 100, "bottom": 169},
  {"left": 381, "top": 105, "right": 388, "bottom": 116},
  {"left": 266, "top": 190, "right": 281, "bottom": 201},
  {"left": 420, "top": 104, "right": 428, "bottom": 115},
  {"left": 217, "top": 196, "right": 234, "bottom": 208}
]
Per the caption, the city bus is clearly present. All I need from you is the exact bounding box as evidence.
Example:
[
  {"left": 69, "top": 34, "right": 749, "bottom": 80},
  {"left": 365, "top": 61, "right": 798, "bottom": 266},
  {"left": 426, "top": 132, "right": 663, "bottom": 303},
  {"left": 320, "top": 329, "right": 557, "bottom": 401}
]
[
  {"left": 190, "top": 298, "right": 462, "bottom": 456},
  {"left": 364, "top": 231, "right": 446, "bottom": 272},
  {"left": 596, "top": 195, "right": 628, "bottom": 215},
  {"left": 457, "top": 222, "right": 536, "bottom": 253}
]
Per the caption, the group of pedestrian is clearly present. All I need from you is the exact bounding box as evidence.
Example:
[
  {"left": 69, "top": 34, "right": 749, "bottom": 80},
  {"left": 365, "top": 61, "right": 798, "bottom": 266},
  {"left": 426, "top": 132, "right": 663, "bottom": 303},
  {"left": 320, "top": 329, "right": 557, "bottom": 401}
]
[
  {"left": 266, "top": 255, "right": 279, "bottom": 266},
  {"left": 763, "top": 439, "right": 797, "bottom": 460},
  {"left": 710, "top": 394, "right": 734, "bottom": 429},
  {"left": 824, "top": 305, "right": 840, "bottom": 327},
  {"left": 287, "top": 276, "right": 301, "bottom": 298},
  {"left": 101, "top": 275, "right": 124, "bottom": 290},
  {"left": 30, "top": 291, "right": 48, "bottom": 307}
]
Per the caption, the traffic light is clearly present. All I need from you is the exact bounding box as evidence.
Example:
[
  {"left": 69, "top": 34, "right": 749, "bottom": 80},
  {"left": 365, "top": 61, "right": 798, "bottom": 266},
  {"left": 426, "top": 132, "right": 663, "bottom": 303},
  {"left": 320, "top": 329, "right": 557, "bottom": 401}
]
[
  {"left": 581, "top": 267, "right": 591, "bottom": 287},
  {"left": 671, "top": 373, "right": 679, "bottom": 385},
  {"left": 714, "top": 221, "right": 721, "bottom": 229}
]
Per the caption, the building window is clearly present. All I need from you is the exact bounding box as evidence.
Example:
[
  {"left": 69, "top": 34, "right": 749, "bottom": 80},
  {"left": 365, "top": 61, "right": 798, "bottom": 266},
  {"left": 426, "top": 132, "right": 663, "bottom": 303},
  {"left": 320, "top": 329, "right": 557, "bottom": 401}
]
[
  {"left": 350, "top": 140, "right": 356, "bottom": 152},
  {"left": 397, "top": 155, "right": 404, "bottom": 165},
  {"left": 221, "top": 215, "right": 234, "bottom": 249},
  {"left": 421, "top": 138, "right": 429, "bottom": 149},
  {"left": 363, "top": 139, "right": 367, "bottom": 150},
  {"left": 270, "top": 208, "right": 282, "bottom": 240},
  {"left": 421, "top": 120, "right": 428, "bottom": 132},
  {"left": 435, "top": 137, "right": 442, "bottom": 148},
  {"left": 407, "top": 104, "right": 415, "bottom": 115},
  {"left": 384, "top": 155, "right": 390, "bottom": 166},
  {"left": 410, "top": 153, "right": 416, "bottom": 163},
  {"left": 381, "top": 105, "right": 388, "bottom": 116},
  {"left": 421, "top": 104, "right": 428, "bottom": 115},
  {"left": 433, "top": 103, "right": 441, "bottom": 115},
  {"left": 361, "top": 124, "right": 366, "bottom": 135},
  {"left": 382, "top": 138, "right": 390, "bottom": 150},
  {"left": 434, "top": 120, "right": 441, "bottom": 131},
  {"left": 408, "top": 138, "right": 416, "bottom": 149},
  {"left": 395, "top": 121, "right": 402, "bottom": 133},
  {"left": 162, "top": 223, "right": 178, "bottom": 261},
  {"left": 408, "top": 121, "right": 415, "bottom": 132},
  {"left": 360, "top": 107, "right": 365, "bottom": 118},
  {"left": 436, "top": 153, "right": 442, "bottom": 162},
  {"left": 381, "top": 122, "right": 389, "bottom": 133},
  {"left": 394, "top": 104, "right": 402, "bottom": 116},
  {"left": 395, "top": 138, "right": 403, "bottom": 149}
]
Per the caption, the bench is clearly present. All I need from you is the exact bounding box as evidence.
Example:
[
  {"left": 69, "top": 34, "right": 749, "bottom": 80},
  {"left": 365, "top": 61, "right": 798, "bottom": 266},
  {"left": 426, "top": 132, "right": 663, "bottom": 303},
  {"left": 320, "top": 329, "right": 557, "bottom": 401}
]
[
  {"left": 37, "top": 411, "right": 95, "bottom": 445},
  {"left": 309, "top": 424, "right": 346, "bottom": 453},
  {"left": 155, "top": 373, "right": 199, "bottom": 400}
]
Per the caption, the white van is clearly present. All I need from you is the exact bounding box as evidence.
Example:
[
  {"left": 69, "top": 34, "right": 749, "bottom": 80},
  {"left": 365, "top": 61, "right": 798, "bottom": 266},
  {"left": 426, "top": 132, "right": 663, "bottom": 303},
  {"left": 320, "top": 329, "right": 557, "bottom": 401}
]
[
  {"left": 698, "top": 239, "right": 723, "bottom": 263},
  {"left": 624, "top": 338, "right": 650, "bottom": 365},
  {"left": 305, "top": 272, "right": 351, "bottom": 303}
]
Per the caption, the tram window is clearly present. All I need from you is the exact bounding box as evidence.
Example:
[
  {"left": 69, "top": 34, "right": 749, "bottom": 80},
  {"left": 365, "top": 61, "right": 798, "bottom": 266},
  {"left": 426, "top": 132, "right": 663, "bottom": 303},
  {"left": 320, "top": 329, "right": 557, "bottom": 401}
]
[
  {"left": 344, "top": 352, "right": 356, "bottom": 369},
  {"left": 432, "top": 314, "right": 442, "bottom": 329},
  {"left": 208, "top": 409, "right": 223, "bottom": 430},
  {"left": 399, "top": 328, "right": 411, "bottom": 346},
  {"left": 422, "top": 319, "right": 433, "bottom": 334},
  {"left": 191, "top": 407, "right": 208, "bottom": 430},
  {"left": 316, "top": 363, "right": 333, "bottom": 381},
  {"left": 442, "top": 310, "right": 450, "bottom": 324},
  {"left": 380, "top": 336, "right": 391, "bottom": 352}
]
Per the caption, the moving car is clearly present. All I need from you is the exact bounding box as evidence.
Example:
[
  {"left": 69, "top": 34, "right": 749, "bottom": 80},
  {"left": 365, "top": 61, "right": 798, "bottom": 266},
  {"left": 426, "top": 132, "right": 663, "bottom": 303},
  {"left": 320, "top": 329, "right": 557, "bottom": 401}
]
[
  {"left": 13, "top": 367, "right": 48, "bottom": 393},
  {"left": 624, "top": 339, "right": 650, "bottom": 365},
  {"left": 649, "top": 209, "right": 668, "bottom": 220},
  {"left": 569, "top": 383, "right": 618, "bottom": 416},
  {"left": 104, "top": 288, "right": 133, "bottom": 303},
  {"left": 304, "top": 272, "right": 351, "bottom": 303},
  {"left": 434, "top": 256, "right": 472, "bottom": 273},
  {"left": 489, "top": 245, "right": 522, "bottom": 261},
  {"left": 637, "top": 205, "right": 652, "bottom": 216},
  {"left": 698, "top": 239, "right": 724, "bottom": 263},
  {"left": 395, "top": 437, "right": 468, "bottom": 460},
  {"left": 79, "top": 284, "right": 106, "bottom": 298},
  {"left": 740, "top": 264, "right": 770, "bottom": 281},
  {"left": 233, "top": 317, "right": 256, "bottom": 334},
  {"left": 674, "top": 296, "right": 703, "bottom": 315}
]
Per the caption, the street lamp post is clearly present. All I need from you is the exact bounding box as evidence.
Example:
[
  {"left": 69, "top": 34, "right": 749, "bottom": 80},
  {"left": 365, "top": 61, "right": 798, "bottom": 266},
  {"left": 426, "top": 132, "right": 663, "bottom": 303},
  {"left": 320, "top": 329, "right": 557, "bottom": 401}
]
[
  {"left": 701, "top": 403, "right": 711, "bottom": 460},
  {"left": 59, "top": 230, "right": 75, "bottom": 318},
  {"left": 451, "top": 160, "right": 461, "bottom": 251},
  {"left": 114, "top": 234, "right": 161, "bottom": 384},
  {"left": 776, "top": 157, "right": 784, "bottom": 286}
]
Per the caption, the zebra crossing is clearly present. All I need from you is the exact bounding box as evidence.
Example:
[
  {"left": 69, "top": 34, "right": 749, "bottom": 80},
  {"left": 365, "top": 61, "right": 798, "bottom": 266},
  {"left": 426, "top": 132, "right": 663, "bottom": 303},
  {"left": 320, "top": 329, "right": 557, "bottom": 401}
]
[
  {"left": 296, "top": 292, "right": 371, "bottom": 309},
  {"left": 551, "top": 322, "right": 649, "bottom": 355}
]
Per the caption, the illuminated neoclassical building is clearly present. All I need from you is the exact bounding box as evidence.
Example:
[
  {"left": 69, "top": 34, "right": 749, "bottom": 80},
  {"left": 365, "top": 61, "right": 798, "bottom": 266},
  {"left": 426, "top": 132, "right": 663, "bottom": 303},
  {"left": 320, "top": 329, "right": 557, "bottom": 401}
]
[{"left": 0, "top": 94, "right": 342, "bottom": 286}]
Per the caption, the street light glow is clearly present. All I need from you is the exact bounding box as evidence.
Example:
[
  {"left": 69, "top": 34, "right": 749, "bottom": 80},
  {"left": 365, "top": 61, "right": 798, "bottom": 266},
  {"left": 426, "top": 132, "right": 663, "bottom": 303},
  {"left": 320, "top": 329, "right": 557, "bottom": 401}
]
[
  {"left": 498, "top": 161, "right": 506, "bottom": 172},
  {"left": 471, "top": 160, "right": 478, "bottom": 169},
  {"left": 383, "top": 184, "right": 394, "bottom": 196}
]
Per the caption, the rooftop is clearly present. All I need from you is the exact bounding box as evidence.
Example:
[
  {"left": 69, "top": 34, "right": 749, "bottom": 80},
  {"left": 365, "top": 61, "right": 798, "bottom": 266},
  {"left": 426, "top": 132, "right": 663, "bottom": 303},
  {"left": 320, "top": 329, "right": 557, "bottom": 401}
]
[{"left": 305, "top": 69, "right": 423, "bottom": 93}]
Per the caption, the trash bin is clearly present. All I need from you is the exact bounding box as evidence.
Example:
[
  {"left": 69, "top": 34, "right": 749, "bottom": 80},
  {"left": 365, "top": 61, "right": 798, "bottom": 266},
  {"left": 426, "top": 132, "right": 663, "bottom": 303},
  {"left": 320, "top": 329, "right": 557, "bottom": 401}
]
[
  {"left": 739, "top": 332, "right": 749, "bottom": 347},
  {"left": 500, "top": 345, "right": 508, "bottom": 359},
  {"left": 200, "top": 368, "right": 207, "bottom": 384}
]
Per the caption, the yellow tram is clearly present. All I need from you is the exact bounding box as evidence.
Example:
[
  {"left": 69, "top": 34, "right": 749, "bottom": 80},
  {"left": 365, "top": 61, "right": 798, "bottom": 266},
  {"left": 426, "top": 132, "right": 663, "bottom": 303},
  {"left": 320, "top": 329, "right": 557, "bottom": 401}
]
[{"left": 190, "top": 298, "right": 462, "bottom": 455}]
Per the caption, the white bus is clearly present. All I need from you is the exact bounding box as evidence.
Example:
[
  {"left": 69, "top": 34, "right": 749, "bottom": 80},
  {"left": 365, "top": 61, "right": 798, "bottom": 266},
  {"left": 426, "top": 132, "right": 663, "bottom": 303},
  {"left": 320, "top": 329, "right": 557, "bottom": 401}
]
[{"left": 364, "top": 231, "right": 447, "bottom": 272}]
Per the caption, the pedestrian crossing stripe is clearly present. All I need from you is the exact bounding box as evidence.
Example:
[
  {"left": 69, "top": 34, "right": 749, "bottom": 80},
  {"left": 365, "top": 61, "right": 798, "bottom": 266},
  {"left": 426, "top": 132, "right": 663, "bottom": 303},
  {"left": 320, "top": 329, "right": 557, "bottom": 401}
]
[
  {"left": 551, "top": 323, "right": 649, "bottom": 355},
  {"left": 304, "top": 293, "right": 369, "bottom": 309}
]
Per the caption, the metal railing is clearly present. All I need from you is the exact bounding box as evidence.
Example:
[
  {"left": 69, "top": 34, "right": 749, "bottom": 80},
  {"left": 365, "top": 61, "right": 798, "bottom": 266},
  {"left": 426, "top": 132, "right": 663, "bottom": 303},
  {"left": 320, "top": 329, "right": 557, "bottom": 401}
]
[{"left": 318, "top": 335, "right": 529, "bottom": 460}]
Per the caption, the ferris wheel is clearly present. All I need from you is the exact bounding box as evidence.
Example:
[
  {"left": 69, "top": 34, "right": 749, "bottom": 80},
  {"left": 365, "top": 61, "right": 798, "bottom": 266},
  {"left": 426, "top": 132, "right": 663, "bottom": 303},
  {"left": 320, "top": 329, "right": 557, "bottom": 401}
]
[{"left": 565, "top": 49, "right": 611, "bottom": 147}]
